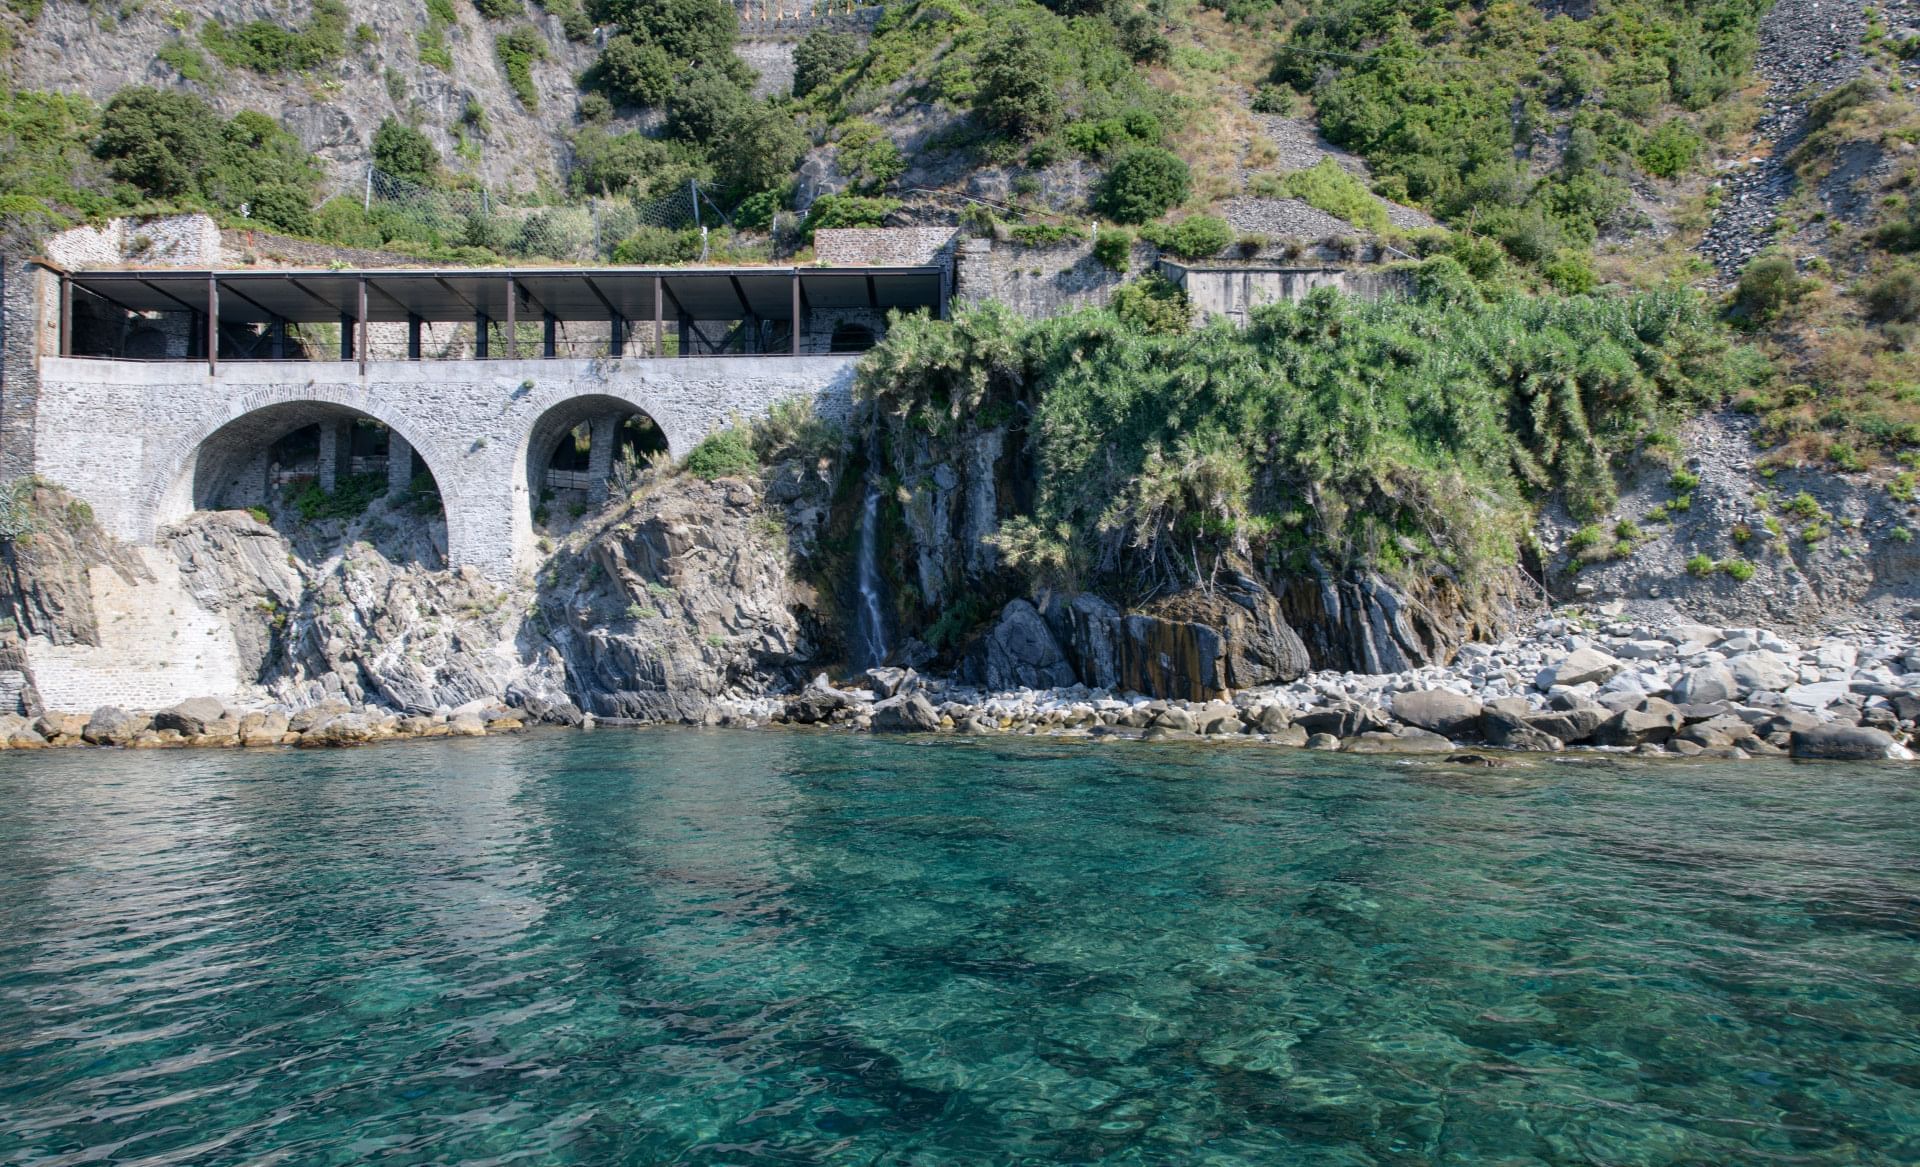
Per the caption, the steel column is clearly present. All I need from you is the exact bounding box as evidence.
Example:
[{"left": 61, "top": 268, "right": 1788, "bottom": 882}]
[
  {"left": 357, "top": 277, "right": 369, "bottom": 374},
  {"left": 653, "top": 275, "right": 664, "bottom": 357},
  {"left": 790, "top": 271, "right": 801, "bottom": 355},
  {"left": 543, "top": 312, "right": 557, "bottom": 358},
  {"left": 474, "top": 311, "right": 489, "bottom": 359},
  {"left": 339, "top": 312, "right": 354, "bottom": 361},
  {"left": 407, "top": 314, "right": 422, "bottom": 360},
  {"left": 206, "top": 275, "right": 219, "bottom": 374},
  {"left": 57, "top": 275, "right": 71, "bottom": 357},
  {"left": 505, "top": 276, "right": 517, "bottom": 359}
]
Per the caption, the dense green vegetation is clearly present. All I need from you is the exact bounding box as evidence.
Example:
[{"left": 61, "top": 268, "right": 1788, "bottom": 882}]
[
  {"left": 1261, "top": 0, "right": 1769, "bottom": 263},
  {"left": 201, "top": 0, "right": 350, "bottom": 73},
  {"left": 859, "top": 272, "right": 1755, "bottom": 596}
]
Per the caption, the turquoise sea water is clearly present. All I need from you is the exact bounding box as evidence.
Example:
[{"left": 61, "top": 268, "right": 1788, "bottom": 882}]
[{"left": 1, "top": 731, "right": 1917, "bottom": 1165}]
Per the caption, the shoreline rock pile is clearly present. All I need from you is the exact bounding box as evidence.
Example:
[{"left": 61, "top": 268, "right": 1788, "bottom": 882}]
[
  {"left": 777, "top": 615, "right": 1920, "bottom": 762},
  {"left": 5, "top": 615, "right": 1916, "bottom": 764},
  {"left": 0, "top": 695, "right": 530, "bottom": 751}
]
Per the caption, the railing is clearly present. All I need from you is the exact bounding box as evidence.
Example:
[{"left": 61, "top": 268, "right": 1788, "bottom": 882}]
[{"left": 544, "top": 469, "right": 600, "bottom": 491}]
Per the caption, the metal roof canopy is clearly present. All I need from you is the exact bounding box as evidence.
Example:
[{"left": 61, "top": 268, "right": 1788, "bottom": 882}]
[{"left": 60, "top": 266, "right": 945, "bottom": 325}]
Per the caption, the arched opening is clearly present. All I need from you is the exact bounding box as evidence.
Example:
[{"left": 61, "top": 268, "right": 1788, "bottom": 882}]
[
  {"left": 524, "top": 395, "right": 668, "bottom": 525},
  {"left": 172, "top": 401, "right": 447, "bottom": 563},
  {"left": 830, "top": 323, "right": 877, "bottom": 354}
]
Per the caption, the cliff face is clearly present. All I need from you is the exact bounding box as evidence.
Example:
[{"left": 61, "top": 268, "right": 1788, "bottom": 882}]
[{"left": 3, "top": 1, "right": 602, "bottom": 190}]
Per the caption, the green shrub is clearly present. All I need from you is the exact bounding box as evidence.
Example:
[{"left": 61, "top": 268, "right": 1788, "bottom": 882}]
[
  {"left": 612, "top": 225, "right": 702, "bottom": 264},
  {"left": 156, "top": 40, "right": 213, "bottom": 83},
  {"left": 1669, "top": 469, "right": 1700, "bottom": 492},
  {"left": 200, "top": 0, "right": 348, "bottom": 73},
  {"left": 1141, "top": 214, "right": 1232, "bottom": 260},
  {"left": 685, "top": 428, "right": 758, "bottom": 479},
  {"left": 1720, "top": 558, "right": 1756, "bottom": 581},
  {"left": 1092, "top": 227, "right": 1133, "bottom": 271},
  {"left": 972, "top": 26, "right": 1060, "bottom": 140},
  {"left": 1864, "top": 264, "right": 1920, "bottom": 323},
  {"left": 794, "top": 28, "right": 859, "bottom": 99},
  {"left": 1095, "top": 145, "right": 1190, "bottom": 224},
  {"left": 1638, "top": 118, "right": 1704, "bottom": 178},
  {"left": 596, "top": 34, "right": 675, "bottom": 106},
  {"left": 800, "top": 194, "right": 899, "bottom": 240},
  {"left": 1685, "top": 552, "right": 1715, "bottom": 576},
  {"left": 1279, "top": 159, "right": 1387, "bottom": 233},
  {"left": 288, "top": 471, "right": 385, "bottom": 523},
  {"left": 474, "top": 0, "right": 522, "bottom": 17},
  {"left": 372, "top": 118, "right": 437, "bottom": 184},
  {"left": 245, "top": 506, "right": 270, "bottom": 524},
  {"left": 834, "top": 121, "right": 903, "bottom": 194},
  {"left": 1109, "top": 274, "right": 1190, "bottom": 335},
  {"left": 1008, "top": 223, "right": 1084, "bottom": 247},
  {"left": 497, "top": 25, "right": 547, "bottom": 108},
  {"left": 1732, "top": 253, "right": 1811, "bottom": 326}
]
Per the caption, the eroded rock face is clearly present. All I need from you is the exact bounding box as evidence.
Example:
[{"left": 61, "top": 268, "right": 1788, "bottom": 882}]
[
  {"left": 540, "top": 474, "right": 820, "bottom": 722},
  {"left": 961, "top": 600, "right": 1075, "bottom": 691},
  {"left": 1040, "top": 573, "right": 1311, "bottom": 700}
]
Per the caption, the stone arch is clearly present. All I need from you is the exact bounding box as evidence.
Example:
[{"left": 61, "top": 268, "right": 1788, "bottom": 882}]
[
  {"left": 520, "top": 393, "right": 669, "bottom": 510},
  {"left": 144, "top": 395, "right": 462, "bottom": 564}
]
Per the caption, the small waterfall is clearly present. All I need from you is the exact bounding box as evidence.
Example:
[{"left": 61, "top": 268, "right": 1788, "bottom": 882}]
[{"left": 852, "top": 436, "right": 889, "bottom": 669}]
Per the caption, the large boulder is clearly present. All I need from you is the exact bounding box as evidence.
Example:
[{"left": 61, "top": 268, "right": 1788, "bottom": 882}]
[
  {"left": 298, "top": 712, "right": 378, "bottom": 747},
  {"left": 1536, "top": 646, "right": 1622, "bottom": 689},
  {"left": 1343, "top": 727, "right": 1455, "bottom": 753},
  {"left": 152, "top": 696, "right": 228, "bottom": 737},
  {"left": 966, "top": 600, "right": 1077, "bottom": 692},
  {"left": 1790, "top": 726, "right": 1916, "bottom": 761},
  {"left": 1727, "top": 651, "right": 1796, "bottom": 696},
  {"left": 872, "top": 693, "right": 942, "bottom": 733},
  {"left": 1526, "top": 705, "right": 1605, "bottom": 745},
  {"left": 83, "top": 705, "right": 147, "bottom": 745},
  {"left": 1592, "top": 700, "right": 1683, "bottom": 747},
  {"left": 1671, "top": 664, "right": 1737, "bottom": 706},
  {"left": 1391, "top": 689, "right": 1483, "bottom": 738},
  {"left": 1297, "top": 701, "right": 1392, "bottom": 739}
]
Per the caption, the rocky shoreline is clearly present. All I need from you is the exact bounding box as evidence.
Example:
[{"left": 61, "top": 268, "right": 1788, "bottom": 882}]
[{"left": 7, "top": 611, "right": 1918, "bottom": 762}]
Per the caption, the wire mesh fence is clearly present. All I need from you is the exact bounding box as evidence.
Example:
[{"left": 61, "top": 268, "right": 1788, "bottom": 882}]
[{"left": 357, "top": 166, "right": 725, "bottom": 263}]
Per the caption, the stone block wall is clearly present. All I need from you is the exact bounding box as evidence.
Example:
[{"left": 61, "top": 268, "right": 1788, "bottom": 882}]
[
  {"left": 815, "top": 227, "right": 959, "bottom": 270},
  {"left": 33, "top": 354, "right": 859, "bottom": 583},
  {"left": 953, "top": 237, "right": 1153, "bottom": 317}
]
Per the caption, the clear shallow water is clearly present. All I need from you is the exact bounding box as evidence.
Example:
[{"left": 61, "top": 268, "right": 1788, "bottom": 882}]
[{"left": 1, "top": 733, "right": 1918, "bottom": 1166}]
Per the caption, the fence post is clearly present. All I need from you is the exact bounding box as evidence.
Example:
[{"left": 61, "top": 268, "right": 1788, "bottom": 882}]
[
  {"left": 363, "top": 165, "right": 373, "bottom": 213},
  {"left": 690, "top": 180, "right": 700, "bottom": 231}
]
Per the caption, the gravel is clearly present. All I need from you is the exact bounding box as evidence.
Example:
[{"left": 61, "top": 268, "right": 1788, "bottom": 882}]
[
  {"left": 1697, "top": 0, "right": 1868, "bottom": 278},
  {"left": 1221, "top": 196, "right": 1362, "bottom": 239}
]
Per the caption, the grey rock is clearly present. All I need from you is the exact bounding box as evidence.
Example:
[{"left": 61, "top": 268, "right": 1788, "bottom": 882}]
[
  {"left": 1790, "top": 726, "right": 1917, "bottom": 761},
  {"left": 1343, "top": 728, "right": 1455, "bottom": 753},
  {"left": 873, "top": 693, "right": 942, "bottom": 733},
  {"left": 1527, "top": 705, "right": 1605, "bottom": 744},
  {"left": 1267, "top": 724, "right": 1309, "bottom": 747},
  {"left": 1727, "top": 651, "right": 1796, "bottom": 695},
  {"left": 152, "top": 696, "right": 228, "bottom": 737},
  {"left": 969, "top": 600, "right": 1077, "bottom": 691},
  {"left": 1305, "top": 732, "right": 1342, "bottom": 750},
  {"left": 83, "top": 706, "right": 146, "bottom": 745},
  {"left": 1297, "top": 701, "right": 1391, "bottom": 738},
  {"left": 1537, "top": 646, "right": 1622, "bottom": 689},
  {"left": 1391, "top": 689, "right": 1483, "bottom": 737},
  {"left": 1672, "top": 663, "right": 1737, "bottom": 706}
]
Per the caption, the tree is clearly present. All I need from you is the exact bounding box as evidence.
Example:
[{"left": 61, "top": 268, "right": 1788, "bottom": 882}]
[
  {"left": 372, "top": 118, "right": 437, "bottom": 184},
  {"left": 972, "top": 29, "right": 1059, "bottom": 140},
  {"left": 793, "top": 28, "right": 858, "bottom": 98},
  {"left": 1095, "top": 145, "right": 1189, "bottom": 223},
  {"left": 596, "top": 34, "right": 676, "bottom": 106},
  {"left": 718, "top": 103, "right": 806, "bottom": 196},
  {"left": 665, "top": 71, "right": 749, "bottom": 146},
  {"left": 95, "top": 88, "right": 222, "bottom": 198},
  {"left": 591, "top": 0, "right": 735, "bottom": 64}
]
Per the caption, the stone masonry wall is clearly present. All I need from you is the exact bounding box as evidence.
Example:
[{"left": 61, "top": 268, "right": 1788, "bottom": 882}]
[
  {"left": 815, "top": 227, "right": 959, "bottom": 269},
  {"left": 33, "top": 355, "right": 859, "bottom": 583}
]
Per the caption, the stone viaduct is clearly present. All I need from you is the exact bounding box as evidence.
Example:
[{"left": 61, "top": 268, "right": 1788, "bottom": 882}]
[{"left": 15, "top": 261, "right": 947, "bottom": 582}]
